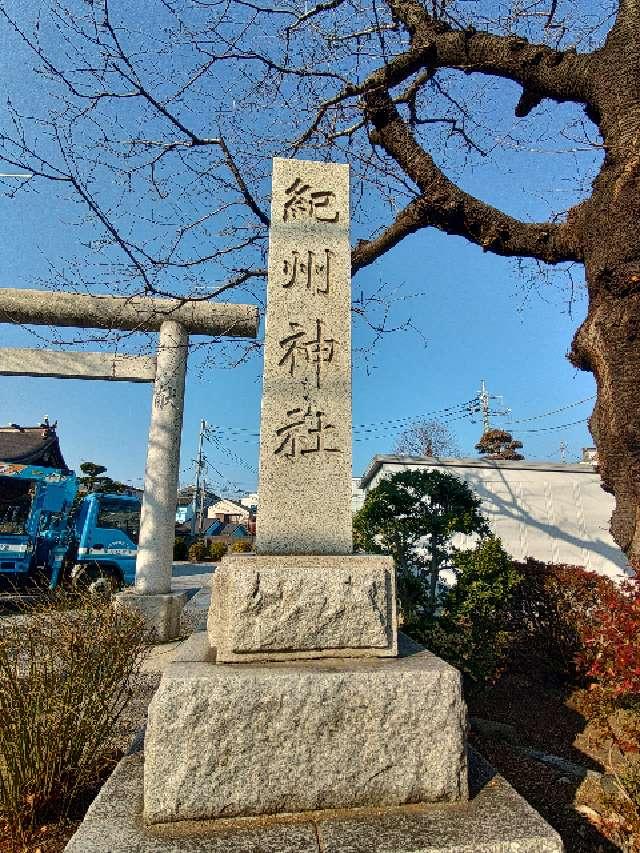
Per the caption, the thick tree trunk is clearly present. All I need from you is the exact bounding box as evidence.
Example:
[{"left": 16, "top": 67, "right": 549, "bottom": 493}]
[{"left": 570, "top": 157, "right": 640, "bottom": 568}]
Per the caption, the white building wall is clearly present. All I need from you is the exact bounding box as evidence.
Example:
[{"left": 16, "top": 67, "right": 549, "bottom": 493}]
[
  {"left": 239, "top": 492, "right": 259, "bottom": 511},
  {"left": 352, "top": 477, "right": 365, "bottom": 514},
  {"left": 360, "top": 456, "right": 631, "bottom": 580}
]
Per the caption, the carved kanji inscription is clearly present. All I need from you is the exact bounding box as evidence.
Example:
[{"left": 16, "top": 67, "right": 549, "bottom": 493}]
[
  {"left": 278, "top": 319, "right": 337, "bottom": 389},
  {"left": 274, "top": 401, "right": 341, "bottom": 458},
  {"left": 258, "top": 157, "right": 351, "bottom": 554},
  {"left": 283, "top": 178, "right": 340, "bottom": 223},
  {"left": 282, "top": 249, "right": 334, "bottom": 294}
]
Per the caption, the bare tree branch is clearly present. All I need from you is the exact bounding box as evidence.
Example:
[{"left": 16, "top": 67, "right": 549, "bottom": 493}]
[{"left": 353, "top": 87, "right": 582, "bottom": 272}]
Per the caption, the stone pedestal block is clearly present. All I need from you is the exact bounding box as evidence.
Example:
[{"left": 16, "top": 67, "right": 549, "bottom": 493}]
[
  {"left": 114, "top": 590, "right": 186, "bottom": 643},
  {"left": 143, "top": 634, "right": 467, "bottom": 824},
  {"left": 65, "top": 748, "right": 564, "bottom": 853},
  {"left": 208, "top": 553, "right": 397, "bottom": 662}
]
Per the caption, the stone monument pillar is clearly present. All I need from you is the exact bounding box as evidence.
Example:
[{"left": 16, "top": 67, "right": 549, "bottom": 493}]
[
  {"left": 256, "top": 158, "right": 352, "bottom": 555},
  {"left": 143, "top": 158, "right": 468, "bottom": 824},
  {"left": 209, "top": 158, "right": 397, "bottom": 663}
]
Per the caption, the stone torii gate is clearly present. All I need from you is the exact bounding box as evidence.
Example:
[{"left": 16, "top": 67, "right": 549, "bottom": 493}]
[{"left": 0, "top": 288, "right": 259, "bottom": 639}]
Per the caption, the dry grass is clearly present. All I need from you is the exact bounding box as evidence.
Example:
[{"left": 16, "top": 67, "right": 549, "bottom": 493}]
[{"left": 0, "top": 590, "right": 151, "bottom": 849}]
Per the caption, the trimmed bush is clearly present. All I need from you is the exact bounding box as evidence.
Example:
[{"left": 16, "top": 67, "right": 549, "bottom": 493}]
[
  {"left": 507, "top": 559, "right": 617, "bottom": 680},
  {"left": 208, "top": 541, "right": 228, "bottom": 561},
  {"left": 173, "top": 536, "right": 188, "bottom": 560},
  {"left": 188, "top": 540, "right": 209, "bottom": 562},
  {"left": 414, "top": 537, "right": 521, "bottom": 684},
  {"left": 0, "top": 591, "right": 150, "bottom": 843},
  {"left": 230, "top": 539, "right": 253, "bottom": 553}
]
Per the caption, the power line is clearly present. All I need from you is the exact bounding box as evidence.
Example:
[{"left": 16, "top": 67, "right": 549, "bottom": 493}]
[
  {"left": 204, "top": 429, "right": 257, "bottom": 472},
  {"left": 512, "top": 418, "right": 589, "bottom": 433},
  {"left": 207, "top": 399, "right": 477, "bottom": 438},
  {"left": 200, "top": 394, "right": 594, "bottom": 448},
  {"left": 505, "top": 395, "right": 595, "bottom": 424}
]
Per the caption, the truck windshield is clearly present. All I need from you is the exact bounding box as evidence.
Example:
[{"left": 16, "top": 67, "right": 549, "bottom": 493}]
[
  {"left": 0, "top": 479, "right": 35, "bottom": 535},
  {"left": 96, "top": 499, "right": 141, "bottom": 544}
]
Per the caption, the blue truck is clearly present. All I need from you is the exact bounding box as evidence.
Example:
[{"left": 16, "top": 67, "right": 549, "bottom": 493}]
[{"left": 0, "top": 461, "right": 141, "bottom": 593}]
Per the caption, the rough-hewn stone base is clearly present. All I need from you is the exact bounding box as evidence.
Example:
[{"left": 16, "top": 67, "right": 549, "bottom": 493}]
[
  {"left": 64, "top": 747, "right": 563, "bottom": 852},
  {"left": 143, "top": 633, "right": 466, "bottom": 824},
  {"left": 209, "top": 553, "right": 397, "bottom": 662},
  {"left": 114, "top": 590, "right": 186, "bottom": 643}
]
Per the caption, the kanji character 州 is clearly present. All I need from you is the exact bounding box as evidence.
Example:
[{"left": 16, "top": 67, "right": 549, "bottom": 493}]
[{"left": 282, "top": 249, "right": 333, "bottom": 294}]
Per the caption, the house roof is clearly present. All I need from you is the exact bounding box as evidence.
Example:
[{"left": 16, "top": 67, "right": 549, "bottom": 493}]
[
  {"left": 210, "top": 498, "right": 250, "bottom": 516},
  {"left": 220, "top": 523, "right": 248, "bottom": 537},
  {"left": 0, "top": 422, "right": 68, "bottom": 470},
  {"left": 359, "top": 454, "right": 598, "bottom": 491}
]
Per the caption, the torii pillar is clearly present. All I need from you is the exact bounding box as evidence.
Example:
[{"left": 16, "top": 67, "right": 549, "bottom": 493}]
[{"left": 0, "top": 288, "right": 259, "bottom": 640}]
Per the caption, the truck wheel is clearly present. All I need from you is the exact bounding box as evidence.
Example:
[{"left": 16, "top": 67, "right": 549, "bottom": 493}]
[{"left": 71, "top": 563, "right": 121, "bottom": 596}]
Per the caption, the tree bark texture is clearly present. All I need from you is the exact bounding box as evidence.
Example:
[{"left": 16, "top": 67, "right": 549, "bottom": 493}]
[{"left": 569, "top": 15, "right": 640, "bottom": 561}]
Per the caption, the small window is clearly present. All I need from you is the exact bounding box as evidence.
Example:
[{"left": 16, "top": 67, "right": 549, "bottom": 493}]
[
  {"left": 96, "top": 499, "right": 141, "bottom": 544},
  {"left": 0, "top": 479, "right": 35, "bottom": 535}
]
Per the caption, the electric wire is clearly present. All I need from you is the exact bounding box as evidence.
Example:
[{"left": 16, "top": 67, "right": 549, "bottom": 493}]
[{"left": 504, "top": 396, "right": 595, "bottom": 424}]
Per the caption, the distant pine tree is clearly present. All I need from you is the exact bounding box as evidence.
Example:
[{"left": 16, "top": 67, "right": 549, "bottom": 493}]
[
  {"left": 475, "top": 429, "right": 524, "bottom": 461},
  {"left": 78, "top": 461, "right": 126, "bottom": 495}
]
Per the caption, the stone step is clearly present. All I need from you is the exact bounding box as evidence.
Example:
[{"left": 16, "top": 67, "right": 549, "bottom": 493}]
[{"left": 64, "top": 748, "right": 563, "bottom": 852}]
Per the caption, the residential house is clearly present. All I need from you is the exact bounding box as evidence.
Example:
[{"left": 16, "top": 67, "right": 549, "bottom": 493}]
[{"left": 207, "top": 498, "right": 250, "bottom": 526}]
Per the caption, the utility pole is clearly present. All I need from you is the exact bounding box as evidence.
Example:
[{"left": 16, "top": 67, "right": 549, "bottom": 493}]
[
  {"left": 190, "top": 419, "right": 207, "bottom": 537},
  {"left": 479, "top": 379, "right": 491, "bottom": 433},
  {"left": 198, "top": 474, "right": 207, "bottom": 534},
  {"left": 476, "top": 380, "right": 510, "bottom": 436}
]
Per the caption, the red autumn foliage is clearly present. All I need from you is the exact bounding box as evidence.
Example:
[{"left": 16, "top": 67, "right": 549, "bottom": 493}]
[
  {"left": 576, "top": 576, "right": 640, "bottom": 697},
  {"left": 507, "top": 560, "right": 615, "bottom": 677},
  {"left": 507, "top": 560, "right": 640, "bottom": 698}
]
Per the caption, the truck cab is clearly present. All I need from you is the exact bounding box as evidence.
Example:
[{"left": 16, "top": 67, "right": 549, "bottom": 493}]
[
  {"left": 0, "top": 463, "right": 77, "bottom": 588},
  {"left": 72, "top": 492, "right": 141, "bottom": 591}
]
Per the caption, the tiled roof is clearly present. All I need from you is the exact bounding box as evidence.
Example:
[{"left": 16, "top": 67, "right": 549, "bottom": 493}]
[{"left": 0, "top": 424, "right": 68, "bottom": 470}]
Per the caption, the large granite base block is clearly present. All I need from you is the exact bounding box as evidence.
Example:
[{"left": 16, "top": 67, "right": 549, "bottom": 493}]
[
  {"left": 143, "top": 633, "right": 467, "bottom": 824},
  {"left": 65, "top": 748, "right": 563, "bottom": 852},
  {"left": 209, "top": 553, "right": 397, "bottom": 662}
]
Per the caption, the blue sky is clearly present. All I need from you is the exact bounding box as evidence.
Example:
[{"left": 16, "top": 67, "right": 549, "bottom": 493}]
[
  {"left": 0, "top": 2, "right": 601, "bottom": 497},
  {"left": 0, "top": 218, "right": 596, "bottom": 495}
]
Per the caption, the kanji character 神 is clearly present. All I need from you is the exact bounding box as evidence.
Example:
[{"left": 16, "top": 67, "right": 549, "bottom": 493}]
[{"left": 278, "top": 319, "right": 337, "bottom": 389}]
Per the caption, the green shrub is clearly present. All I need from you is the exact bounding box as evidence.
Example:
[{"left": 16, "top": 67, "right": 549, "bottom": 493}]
[
  {"left": 208, "top": 541, "right": 228, "bottom": 561},
  {"left": 414, "top": 537, "right": 521, "bottom": 685},
  {"left": 173, "top": 536, "right": 188, "bottom": 560},
  {"left": 353, "top": 469, "right": 489, "bottom": 622},
  {"left": 230, "top": 539, "right": 253, "bottom": 553},
  {"left": 188, "top": 540, "right": 209, "bottom": 562},
  {"left": 0, "top": 591, "right": 150, "bottom": 843}
]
